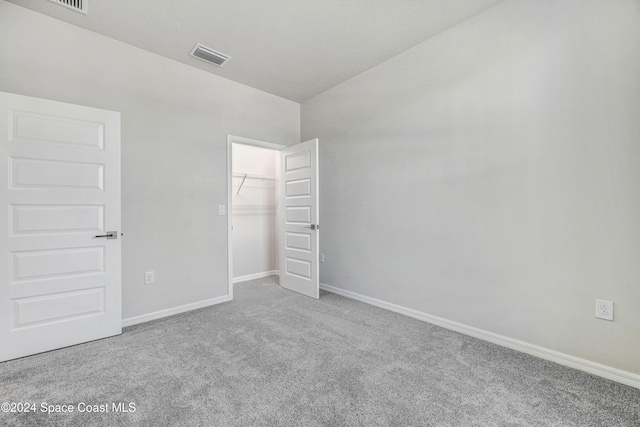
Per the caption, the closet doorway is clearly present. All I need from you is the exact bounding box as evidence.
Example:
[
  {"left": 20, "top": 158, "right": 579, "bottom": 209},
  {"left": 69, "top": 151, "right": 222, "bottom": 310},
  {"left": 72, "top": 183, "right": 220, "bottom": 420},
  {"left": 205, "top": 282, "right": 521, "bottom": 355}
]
[
  {"left": 226, "top": 135, "right": 320, "bottom": 301},
  {"left": 229, "top": 136, "right": 284, "bottom": 297}
]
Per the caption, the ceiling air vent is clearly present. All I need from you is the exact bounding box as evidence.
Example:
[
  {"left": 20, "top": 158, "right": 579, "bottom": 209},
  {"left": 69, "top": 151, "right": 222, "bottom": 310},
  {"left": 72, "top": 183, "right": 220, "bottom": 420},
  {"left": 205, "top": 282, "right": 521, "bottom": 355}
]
[
  {"left": 189, "top": 43, "right": 231, "bottom": 67},
  {"left": 48, "top": 0, "right": 88, "bottom": 14}
]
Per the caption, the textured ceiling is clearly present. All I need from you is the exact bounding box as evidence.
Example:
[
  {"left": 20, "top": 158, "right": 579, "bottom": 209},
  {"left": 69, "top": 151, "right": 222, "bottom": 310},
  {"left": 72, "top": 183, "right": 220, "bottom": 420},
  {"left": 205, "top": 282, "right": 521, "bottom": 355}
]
[{"left": 5, "top": 0, "right": 505, "bottom": 102}]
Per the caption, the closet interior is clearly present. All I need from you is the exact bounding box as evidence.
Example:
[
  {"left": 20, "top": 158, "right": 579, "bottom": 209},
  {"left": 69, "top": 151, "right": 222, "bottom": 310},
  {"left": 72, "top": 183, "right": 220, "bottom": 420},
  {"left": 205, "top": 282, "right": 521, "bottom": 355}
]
[{"left": 231, "top": 143, "right": 280, "bottom": 282}]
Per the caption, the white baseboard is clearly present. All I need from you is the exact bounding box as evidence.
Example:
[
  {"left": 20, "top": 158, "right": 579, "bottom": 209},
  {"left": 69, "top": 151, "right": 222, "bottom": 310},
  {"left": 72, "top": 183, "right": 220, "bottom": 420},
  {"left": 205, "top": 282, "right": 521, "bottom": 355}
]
[
  {"left": 320, "top": 283, "right": 640, "bottom": 390},
  {"left": 122, "top": 295, "right": 229, "bottom": 327},
  {"left": 233, "top": 270, "right": 279, "bottom": 284}
]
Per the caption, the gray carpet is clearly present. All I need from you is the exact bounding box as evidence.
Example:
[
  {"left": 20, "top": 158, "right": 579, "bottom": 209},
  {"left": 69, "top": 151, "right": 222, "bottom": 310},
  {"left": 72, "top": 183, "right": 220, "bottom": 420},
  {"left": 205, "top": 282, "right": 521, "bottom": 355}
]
[{"left": 1, "top": 276, "right": 638, "bottom": 426}]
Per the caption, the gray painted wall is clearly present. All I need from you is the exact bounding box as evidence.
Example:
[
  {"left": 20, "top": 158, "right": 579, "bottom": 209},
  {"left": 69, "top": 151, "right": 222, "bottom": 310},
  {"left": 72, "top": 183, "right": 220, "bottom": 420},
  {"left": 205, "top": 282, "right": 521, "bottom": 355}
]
[
  {"left": 302, "top": 0, "right": 640, "bottom": 374},
  {"left": 0, "top": 2, "right": 300, "bottom": 319}
]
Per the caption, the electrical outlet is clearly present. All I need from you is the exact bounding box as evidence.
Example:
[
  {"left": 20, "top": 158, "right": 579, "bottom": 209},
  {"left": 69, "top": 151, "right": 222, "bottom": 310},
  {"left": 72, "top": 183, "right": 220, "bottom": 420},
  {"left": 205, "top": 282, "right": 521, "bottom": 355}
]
[
  {"left": 218, "top": 205, "right": 226, "bottom": 215},
  {"left": 144, "top": 271, "right": 155, "bottom": 285},
  {"left": 595, "top": 299, "right": 613, "bottom": 321},
  {"left": 319, "top": 253, "right": 325, "bottom": 263}
]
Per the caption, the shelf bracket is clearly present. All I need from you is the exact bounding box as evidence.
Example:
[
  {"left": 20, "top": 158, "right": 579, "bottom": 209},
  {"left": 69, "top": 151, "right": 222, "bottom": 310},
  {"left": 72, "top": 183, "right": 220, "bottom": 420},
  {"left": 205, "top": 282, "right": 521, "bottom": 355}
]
[{"left": 236, "top": 173, "right": 248, "bottom": 195}]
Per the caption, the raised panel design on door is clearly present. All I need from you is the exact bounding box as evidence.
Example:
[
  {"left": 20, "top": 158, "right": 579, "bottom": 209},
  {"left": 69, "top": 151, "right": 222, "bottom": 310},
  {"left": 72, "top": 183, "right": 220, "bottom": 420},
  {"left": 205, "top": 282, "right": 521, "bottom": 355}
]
[
  {"left": 10, "top": 205, "right": 105, "bottom": 236},
  {"left": 285, "top": 179, "right": 311, "bottom": 198},
  {"left": 285, "top": 151, "right": 310, "bottom": 172},
  {"left": 0, "top": 91, "right": 121, "bottom": 362},
  {"left": 285, "top": 232, "right": 311, "bottom": 253},
  {"left": 14, "top": 288, "right": 105, "bottom": 328},
  {"left": 10, "top": 110, "right": 105, "bottom": 150},
  {"left": 10, "top": 157, "right": 105, "bottom": 190},
  {"left": 11, "top": 247, "right": 105, "bottom": 283},
  {"left": 279, "top": 139, "right": 319, "bottom": 299},
  {"left": 286, "top": 257, "right": 312, "bottom": 279},
  {"left": 285, "top": 206, "right": 311, "bottom": 224}
]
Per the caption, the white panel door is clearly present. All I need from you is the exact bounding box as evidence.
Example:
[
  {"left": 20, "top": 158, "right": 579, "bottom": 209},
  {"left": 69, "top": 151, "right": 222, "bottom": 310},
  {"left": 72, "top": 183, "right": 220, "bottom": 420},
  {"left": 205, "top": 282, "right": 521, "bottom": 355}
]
[
  {"left": 279, "top": 139, "right": 319, "bottom": 299},
  {"left": 0, "top": 91, "right": 121, "bottom": 362}
]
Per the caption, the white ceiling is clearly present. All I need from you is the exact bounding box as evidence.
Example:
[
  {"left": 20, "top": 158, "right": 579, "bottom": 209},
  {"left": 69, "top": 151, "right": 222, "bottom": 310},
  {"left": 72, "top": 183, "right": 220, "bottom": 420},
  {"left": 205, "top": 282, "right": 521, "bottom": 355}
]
[{"left": 6, "top": 0, "right": 505, "bottom": 102}]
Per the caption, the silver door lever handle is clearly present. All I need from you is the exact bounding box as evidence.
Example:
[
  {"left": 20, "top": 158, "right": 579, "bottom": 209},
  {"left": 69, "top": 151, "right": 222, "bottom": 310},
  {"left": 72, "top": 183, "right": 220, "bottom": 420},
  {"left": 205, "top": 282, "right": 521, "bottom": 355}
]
[
  {"left": 95, "top": 231, "right": 118, "bottom": 239},
  {"left": 304, "top": 224, "right": 319, "bottom": 230}
]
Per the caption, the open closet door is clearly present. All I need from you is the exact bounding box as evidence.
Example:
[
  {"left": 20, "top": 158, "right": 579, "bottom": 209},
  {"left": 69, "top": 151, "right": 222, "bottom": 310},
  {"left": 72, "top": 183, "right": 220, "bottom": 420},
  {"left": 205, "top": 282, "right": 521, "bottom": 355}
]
[{"left": 279, "top": 139, "right": 319, "bottom": 299}]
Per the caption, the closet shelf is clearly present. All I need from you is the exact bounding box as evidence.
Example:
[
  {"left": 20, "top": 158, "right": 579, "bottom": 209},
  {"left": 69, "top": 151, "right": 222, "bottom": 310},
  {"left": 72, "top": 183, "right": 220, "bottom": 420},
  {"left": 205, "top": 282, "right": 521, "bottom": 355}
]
[
  {"left": 233, "top": 172, "right": 277, "bottom": 180},
  {"left": 233, "top": 172, "right": 277, "bottom": 195}
]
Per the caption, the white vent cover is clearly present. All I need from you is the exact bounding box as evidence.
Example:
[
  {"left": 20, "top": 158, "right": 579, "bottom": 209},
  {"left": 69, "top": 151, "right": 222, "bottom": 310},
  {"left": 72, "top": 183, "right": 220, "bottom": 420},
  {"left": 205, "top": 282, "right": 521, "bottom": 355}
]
[
  {"left": 189, "top": 43, "right": 231, "bottom": 67},
  {"left": 48, "top": 0, "right": 87, "bottom": 14}
]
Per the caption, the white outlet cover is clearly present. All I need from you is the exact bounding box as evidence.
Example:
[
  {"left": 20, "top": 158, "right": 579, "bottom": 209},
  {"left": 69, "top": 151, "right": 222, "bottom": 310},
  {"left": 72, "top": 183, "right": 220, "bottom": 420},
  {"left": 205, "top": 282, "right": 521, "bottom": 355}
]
[
  {"left": 218, "top": 205, "right": 226, "bottom": 215},
  {"left": 595, "top": 299, "right": 613, "bottom": 321}
]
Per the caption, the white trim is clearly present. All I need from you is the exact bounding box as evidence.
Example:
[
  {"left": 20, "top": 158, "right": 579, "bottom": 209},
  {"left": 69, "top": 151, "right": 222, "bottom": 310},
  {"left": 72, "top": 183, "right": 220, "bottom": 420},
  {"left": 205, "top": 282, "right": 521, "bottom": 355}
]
[
  {"left": 233, "top": 270, "right": 279, "bottom": 284},
  {"left": 121, "top": 295, "right": 229, "bottom": 327},
  {"left": 228, "top": 135, "right": 287, "bottom": 151},
  {"left": 227, "top": 136, "right": 233, "bottom": 301},
  {"left": 226, "top": 135, "right": 286, "bottom": 303},
  {"left": 320, "top": 283, "right": 640, "bottom": 390}
]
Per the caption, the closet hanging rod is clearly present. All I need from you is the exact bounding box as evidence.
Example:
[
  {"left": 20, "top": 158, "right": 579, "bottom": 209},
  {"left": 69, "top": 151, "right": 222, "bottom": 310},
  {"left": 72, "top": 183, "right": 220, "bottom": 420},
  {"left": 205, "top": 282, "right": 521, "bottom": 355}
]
[{"left": 236, "top": 174, "right": 248, "bottom": 195}]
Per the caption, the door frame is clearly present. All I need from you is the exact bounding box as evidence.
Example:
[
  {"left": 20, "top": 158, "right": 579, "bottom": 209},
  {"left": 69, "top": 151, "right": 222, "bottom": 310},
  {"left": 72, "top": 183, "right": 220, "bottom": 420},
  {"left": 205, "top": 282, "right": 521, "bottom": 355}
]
[{"left": 226, "top": 135, "right": 286, "bottom": 300}]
